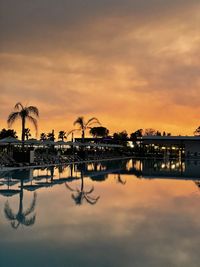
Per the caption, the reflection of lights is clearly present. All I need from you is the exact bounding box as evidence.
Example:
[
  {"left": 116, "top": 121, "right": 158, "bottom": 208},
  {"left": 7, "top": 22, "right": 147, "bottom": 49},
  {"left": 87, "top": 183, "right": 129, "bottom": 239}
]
[
  {"left": 161, "top": 163, "right": 166, "bottom": 168},
  {"left": 171, "top": 164, "right": 176, "bottom": 169}
]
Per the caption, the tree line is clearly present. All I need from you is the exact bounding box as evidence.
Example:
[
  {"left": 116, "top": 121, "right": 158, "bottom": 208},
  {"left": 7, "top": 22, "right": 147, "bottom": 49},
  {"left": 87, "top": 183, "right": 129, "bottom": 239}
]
[{"left": 1, "top": 102, "right": 200, "bottom": 141}]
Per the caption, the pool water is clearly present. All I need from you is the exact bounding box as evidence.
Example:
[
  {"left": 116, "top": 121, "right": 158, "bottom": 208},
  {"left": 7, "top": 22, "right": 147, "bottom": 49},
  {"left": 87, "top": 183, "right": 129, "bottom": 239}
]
[{"left": 0, "top": 159, "right": 199, "bottom": 267}]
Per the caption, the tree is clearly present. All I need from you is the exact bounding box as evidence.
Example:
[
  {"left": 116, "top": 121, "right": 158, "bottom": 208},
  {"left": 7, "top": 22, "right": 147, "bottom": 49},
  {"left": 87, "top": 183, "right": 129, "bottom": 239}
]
[
  {"left": 7, "top": 102, "right": 39, "bottom": 141},
  {"left": 65, "top": 168, "right": 100, "bottom": 205},
  {"left": 194, "top": 126, "right": 200, "bottom": 136},
  {"left": 40, "top": 132, "right": 47, "bottom": 141},
  {"left": 156, "top": 131, "right": 161, "bottom": 136},
  {"left": 90, "top": 126, "right": 109, "bottom": 138},
  {"left": 4, "top": 180, "right": 37, "bottom": 229},
  {"left": 47, "top": 130, "right": 55, "bottom": 141},
  {"left": 144, "top": 128, "right": 157, "bottom": 136},
  {"left": 24, "top": 128, "right": 31, "bottom": 140},
  {"left": 113, "top": 131, "right": 128, "bottom": 140},
  {"left": 73, "top": 116, "right": 100, "bottom": 142},
  {"left": 113, "top": 131, "right": 128, "bottom": 146},
  {"left": 0, "top": 128, "right": 18, "bottom": 139},
  {"left": 58, "top": 130, "right": 67, "bottom": 141},
  {"left": 130, "top": 129, "right": 143, "bottom": 140}
]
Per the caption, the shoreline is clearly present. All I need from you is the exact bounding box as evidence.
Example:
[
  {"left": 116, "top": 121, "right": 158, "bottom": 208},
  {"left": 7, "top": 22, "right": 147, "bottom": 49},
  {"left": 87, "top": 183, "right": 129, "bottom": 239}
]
[
  {"left": 1, "top": 156, "right": 199, "bottom": 172},
  {"left": 0, "top": 156, "right": 134, "bottom": 172}
]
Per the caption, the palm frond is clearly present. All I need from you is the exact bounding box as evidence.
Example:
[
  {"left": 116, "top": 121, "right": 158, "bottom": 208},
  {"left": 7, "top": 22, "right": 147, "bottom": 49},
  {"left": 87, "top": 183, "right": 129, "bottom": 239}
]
[
  {"left": 4, "top": 201, "right": 16, "bottom": 220},
  {"left": 27, "top": 106, "right": 39, "bottom": 117},
  {"left": 27, "top": 115, "right": 38, "bottom": 132},
  {"left": 23, "top": 214, "right": 36, "bottom": 226},
  {"left": 73, "top": 117, "right": 84, "bottom": 128},
  {"left": 11, "top": 221, "right": 20, "bottom": 229},
  {"left": 65, "top": 182, "right": 75, "bottom": 191},
  {"left": 85, "top": 186, "right": 94, "bottom": 194},
  {"left": 86, "top": 195, "right": 100, "bottom": 201},
  {"left": 86, "top": 117, "right": 100, "bottom": 127},
  {"left": 14, "top": 102, "right": 24, "bottom": 110},
  {"left": 7, "top": 112, "right": 20, "bottom": 127},
  {"left": 85, "top": 195, "right": 100, "bottom": 205},
  {"left": 24, "top": 192, "right": 37, "bottom": 216}
]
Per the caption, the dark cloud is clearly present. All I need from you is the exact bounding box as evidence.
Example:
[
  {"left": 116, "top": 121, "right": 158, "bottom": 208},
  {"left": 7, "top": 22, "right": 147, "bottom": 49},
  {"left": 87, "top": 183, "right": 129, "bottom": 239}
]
[
  {"left": 0, "top": 0, "right": 200, "bottom": 134},
  {"left": 0, "top": 0, "right": 199, "bottom": 53}
]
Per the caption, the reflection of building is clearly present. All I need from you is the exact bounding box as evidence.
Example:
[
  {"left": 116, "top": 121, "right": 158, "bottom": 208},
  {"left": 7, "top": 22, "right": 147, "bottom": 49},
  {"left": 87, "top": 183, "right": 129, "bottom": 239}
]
[
  {"left": 138, "top": 136, "right": 200, "bottom": 159},
  {"left": 141, "top": 160, "right": 200, "bottom": 180}
]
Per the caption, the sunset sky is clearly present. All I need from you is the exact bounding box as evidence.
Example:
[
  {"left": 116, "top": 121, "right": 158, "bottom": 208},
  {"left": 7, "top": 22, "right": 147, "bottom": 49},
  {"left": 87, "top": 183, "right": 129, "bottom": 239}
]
[{"left": 0, "top": 0, "right": 200, "bottom": 138}]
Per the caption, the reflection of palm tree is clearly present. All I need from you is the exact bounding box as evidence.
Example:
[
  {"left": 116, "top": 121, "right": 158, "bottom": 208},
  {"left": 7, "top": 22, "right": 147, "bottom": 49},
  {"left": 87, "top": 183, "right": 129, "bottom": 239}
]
[
  {"left": 65, "top": 171, "right": 100, "bottom": 205},
  {"left": 194, "top": 181, "right": 200, "bottom": 191},
  {"left": 7, "top": 102, "right": 39, "bottom": 141},
  {"left": 4, "top": 180, "right": 37, "bottom": 229},
  {"left": 73, "top": 116, "right": 100, "bottom": 142},
  {"left": 115, "top": 174, "right": 126, "bottom": 185}
]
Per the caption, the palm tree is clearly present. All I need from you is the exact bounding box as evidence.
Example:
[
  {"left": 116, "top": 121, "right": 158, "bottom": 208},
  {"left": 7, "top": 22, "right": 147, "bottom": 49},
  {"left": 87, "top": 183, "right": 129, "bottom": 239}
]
[
  {"left": 40, "top": 132, "right": 47, "bottom": 141},
  {"left": 4, "top": 180, "right": 37, "bottom": 229},
  {"left": 47, "top": 130, "right": 55, "bottom": 141},
  {"left": 24, "top": 128, "right": 31, "bottom": 140},
  {"left": 73, "top": 116, "right": 100, "bottom": 142},
  {"left": 7, "top": 102, "right": 39, "bottom": 141},
  {"left": 65, "top": 168, "right": 100, "bottom": 205},
  {"left": 58, "top": 130, "right": 67, "bottom": 141}
]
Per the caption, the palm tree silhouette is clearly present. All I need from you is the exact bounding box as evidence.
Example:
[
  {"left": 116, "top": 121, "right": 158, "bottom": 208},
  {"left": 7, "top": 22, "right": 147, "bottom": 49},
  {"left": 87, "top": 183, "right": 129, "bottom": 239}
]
[
  {"left": 58, "top": 131, "right": 67, "bottom": 141},
  {"left": 73, "top": 116, "right": 100, "bottom": 142},
  {"left": 7, "top": 102, "right": 39, "bottom": 141},
  {"left": 4, "top": 180, "right": 37, "bottom": 229},
  {"left": 65, "top": 169, "right": 100, "bottom": 205},
  {"left": 40, "top": 132, "right": 47, "bottom": 141},
  {"left": 24, "top": 128, "right": 31, "bottom": 140}
]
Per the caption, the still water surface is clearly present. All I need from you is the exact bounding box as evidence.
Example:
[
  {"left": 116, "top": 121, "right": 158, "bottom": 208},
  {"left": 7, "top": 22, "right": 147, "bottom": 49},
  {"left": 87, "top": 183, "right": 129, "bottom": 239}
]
[{"left": 0, "top": 159, "right": 199, "bottom": 267}]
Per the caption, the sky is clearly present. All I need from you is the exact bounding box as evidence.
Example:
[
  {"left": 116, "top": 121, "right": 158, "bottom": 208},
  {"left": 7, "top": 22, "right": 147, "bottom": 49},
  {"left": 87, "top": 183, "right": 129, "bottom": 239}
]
[{"left": 0, "top": 0, "right": 200, "bottom": 138}]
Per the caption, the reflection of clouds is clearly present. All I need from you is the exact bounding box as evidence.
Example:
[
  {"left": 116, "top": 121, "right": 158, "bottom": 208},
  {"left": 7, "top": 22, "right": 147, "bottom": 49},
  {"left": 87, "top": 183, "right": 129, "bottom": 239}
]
[{"left": 0, "top": 177, "right": 200, "bottom": 266}]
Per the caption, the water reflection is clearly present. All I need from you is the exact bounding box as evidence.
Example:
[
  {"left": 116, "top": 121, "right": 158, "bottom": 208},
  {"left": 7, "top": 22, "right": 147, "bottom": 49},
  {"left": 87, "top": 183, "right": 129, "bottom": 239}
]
[
  {"left": 0, "top": 159, "right": 200, "bottom": 267},
  {"left": 0, "top": 159, "right": 199, "bottom": 228},
  {"left": 65, "top": 164, "right": 100, "bottom": 205},
  {"left": 4, "top": 188, "right": 36, "bottom": 229}
]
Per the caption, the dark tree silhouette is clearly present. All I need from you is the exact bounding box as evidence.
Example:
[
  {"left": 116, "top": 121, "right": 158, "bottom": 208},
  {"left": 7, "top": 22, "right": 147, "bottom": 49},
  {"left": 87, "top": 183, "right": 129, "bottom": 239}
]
[
  {"left": 47, "top": 130, "right": 55, "bottom": 141},
  {"left": 0, "top": 128, "right": 18, "bottom": 139},
  {"left": 40, "top": 132, "right": 47, "bottom": 141},
  {"left": 194, "top": 126, "right": 200, "bottom": 136},
  {"left": 144, "top": 128, "right": 157, "bottom": 136},
  {"left": 113, "top": 131, "right": 128, "bottom": 145},
  {"left": 90, "top": 126, "right": 109, "bottom": 138},
  {"left": 7, "top": 102, "right": 39, "bottom": 141},
  {"left": 58, "top": 130, "right": 67, "bottom": 141},
  {"left": 24, "top": 128, "right": 31, "bottom": 140},
  {"left": 130, "top": 129, "right": 143, "bottom": 140}
]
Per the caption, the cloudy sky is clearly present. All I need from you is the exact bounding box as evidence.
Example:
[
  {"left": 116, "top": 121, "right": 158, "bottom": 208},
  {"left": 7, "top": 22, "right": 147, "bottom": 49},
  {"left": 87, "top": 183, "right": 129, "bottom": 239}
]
[{"left": 0, "top": 0, "right": 200, "bottom": 137}]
